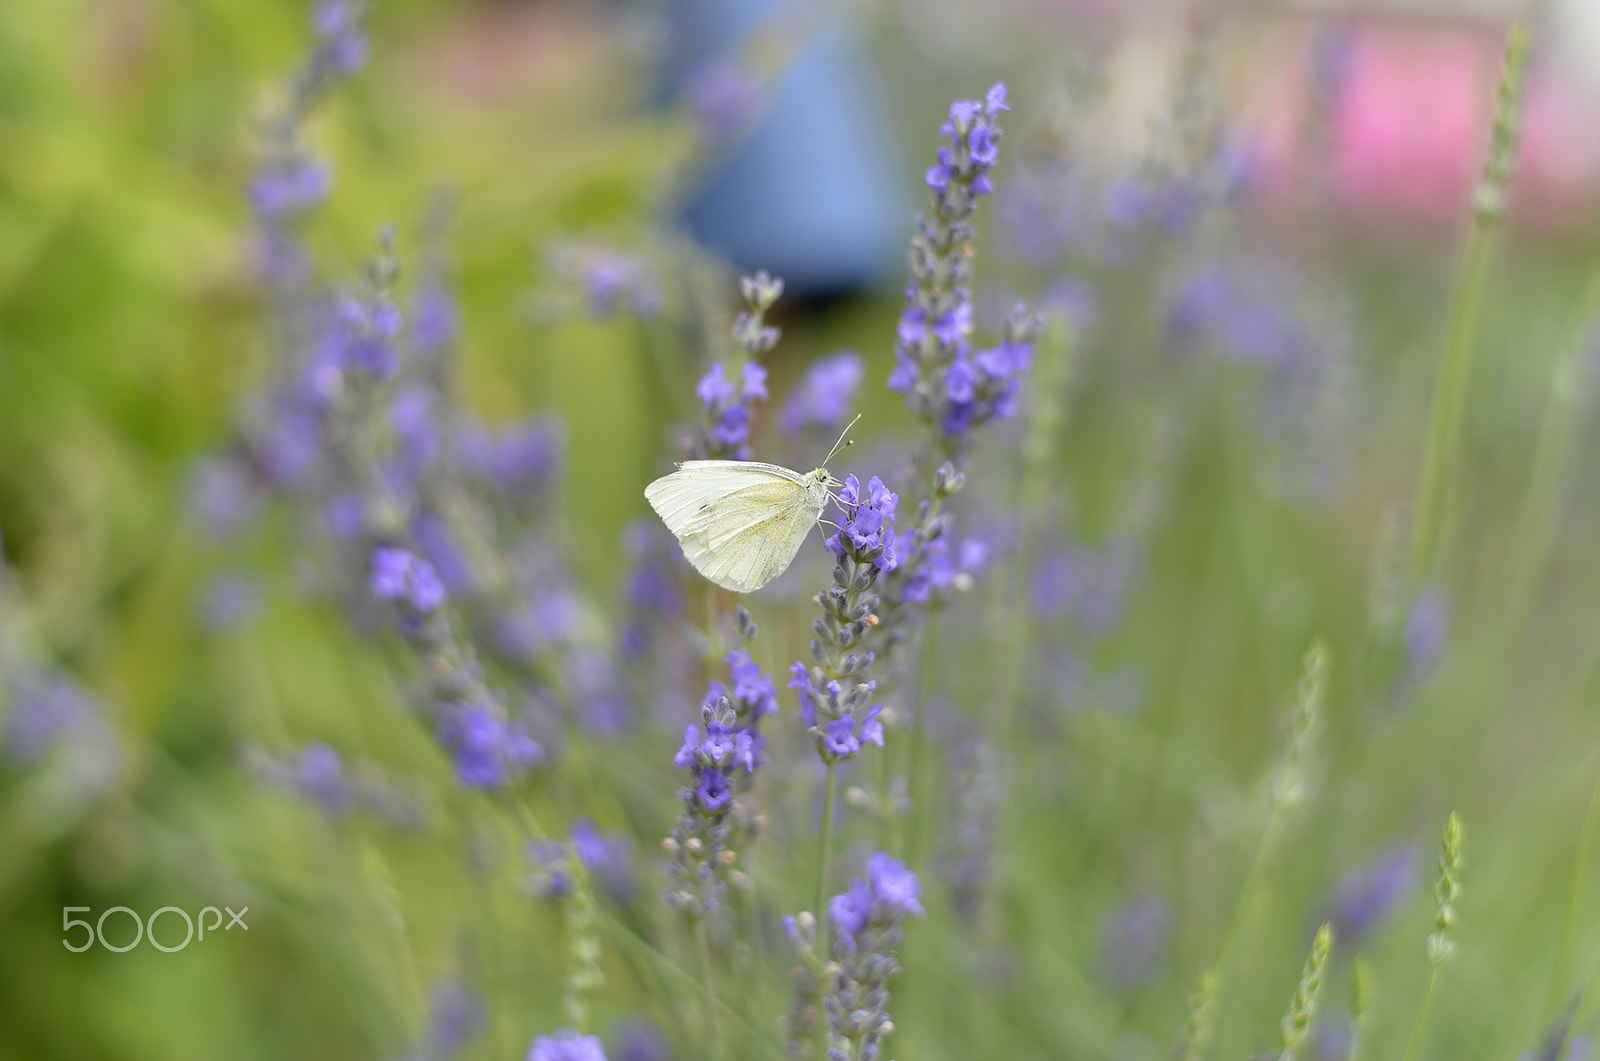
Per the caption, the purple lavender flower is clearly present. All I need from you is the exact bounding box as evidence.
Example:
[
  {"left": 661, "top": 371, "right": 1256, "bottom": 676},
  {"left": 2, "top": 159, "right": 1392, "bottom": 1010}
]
[
  {"left": 526, "top": 1030, "right": 607, "bottom": 1061},
  {"left": 1405, "top": 585, "right": 1451, "bottom": 680},
  {"left": 695, "top": 363, "right": 756, "bottom": 455},
  {"left": 198, "top": 572, "right": 264, "bottom": 631},
  {"left": 686, "top": 57, "right": 764, "bottom": 142},
  {"left": 248, "top": 743, "right": 422, "bottom": 826},
  {"left": 611, "top": 1022, "right": 670, "bottom": 1061},
  {"left": 873, "top": 86, "right": 1036, "bottom": 673},
  {"left": 456, "top": 415, "right": 565, "bottom": 503},
  {"left": 250, "top": 157, "right": 332, "bottom": 221},
  {"left": 437, "top": 701, "right": 543, "bottom": 789},
  {"left": 324, "top": 492, "right": 365, "bottom": 540},
  {"left": 817, "top": 853, "right": 923, "bottom": 1061},
  {"left": 391, "top": 385, "right": 440, "bottom": 474},
  {"left": 371, "top": 547, "right": 447, "bottom": 613},
  {"left": 411, "top": 279, "right": 458, "bottom": 361},
  {"left": 726, "top": 649, "right": 778, "bottom": 723},
  {"left": 826, "top": 475, "right": 899, "bottom": 573},
  {"left": 1096, "top": 896, "right": 1174, "bottom": 993},
  {"left": 1318, "top": 845, "right": 1417, "bottom": 951},
  {"left": 527, "top": 821, "right": 633, "bottom": 903},
  {"left": 571, "top": 818, "right": 635, "bottom": 903},
  {"left": 328, "top": 290, "right": 402, "bottom": 381},
  {"left": 258, "top": 403, "right": 323, "bottom": 488},
  {"left": 664, "top": 692, "right": 761, "bottom": 918},
  {"left": 311, "top": 0, "right": 368, "bottom": 77},
  {"left": 684, "top": 272, "right": 783, "bottom": 460},
  {"left": 187, "top": 457, "right": 261, "bottom": 540},
  {"left": 894, "top": 84, "right": 1035, "bottom": 444},
  {"left": 781, "top": 349, "right": 866, "bottom": 436},
  {"left": 422, "top": 978, "right": 486, "bottom": 1059},
  {"left": 791, "top": 470, "right": 898, "bottom": 766},
  {"left": 411, "top": 514, "right": 474, "bottom": 594},
  {"left": 527, "top": 839, "right": 575, "bottom": 900},
  {"left": 574, "top": 250, "right": 662, "bottom": 320},
  {"left": 899, "top": 532, "right": 988, "bottom": 608},
  {"left": 292, "top": 741, "right": 350, "bottom": 812},
  {"left": 1031, "top": 537, "right": 1141, "bottom": 638},
  {"left": 2, "top": 675, "right": 121, "bottom": 795}
]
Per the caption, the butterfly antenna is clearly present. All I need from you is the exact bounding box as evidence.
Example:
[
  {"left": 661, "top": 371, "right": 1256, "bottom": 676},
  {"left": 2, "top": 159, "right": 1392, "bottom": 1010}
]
[{"left": 823, "top": 414, "right": 862, "bottom": 466}]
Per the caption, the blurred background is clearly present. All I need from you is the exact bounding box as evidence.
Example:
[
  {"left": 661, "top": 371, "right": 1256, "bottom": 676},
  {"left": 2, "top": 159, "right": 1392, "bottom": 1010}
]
[{"left": 5, "top": 0, "right": 1600, "bottom": 1059}]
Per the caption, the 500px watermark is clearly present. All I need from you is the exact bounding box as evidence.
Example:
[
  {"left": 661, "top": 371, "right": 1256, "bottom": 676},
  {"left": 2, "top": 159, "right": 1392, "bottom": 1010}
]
[{"left": 62, "top": 906, "right": 249, "bottom": 953}]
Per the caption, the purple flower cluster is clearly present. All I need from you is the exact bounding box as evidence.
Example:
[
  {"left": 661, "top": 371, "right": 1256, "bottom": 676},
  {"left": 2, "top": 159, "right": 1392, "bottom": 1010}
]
[
  {"left": 781, "top": 350, "right": 865, "bottom": 437},
  {"left": 901, "top": 532, "right": 987, "bottom": 608},
  {"left": 663, "top": 688, "right": 764, "bottom": 918},
  {"left": 789, "top": 662, "right": 884, "bottom": 764},
  {"left": 371, "top": 546, "right": 447, "bottom": 613},
  {"left": 545, "top": 243, "right": 662, "bottom": 321},
  {"left": 924, "top": 85, "right": 1009, "bottom": 197},
  {"left": 1032, "top": 536, "right": 1142, "bottom": 639},
  {"left": 1097, "top": 895, "right": 1175, "bottom": 993},
  {"left": 251, "top": 157, "right": 331, "bottom": 224},
  {"left": 1318, "top": 845, "right": 1417, "bottom": 952},
  {"left": 457, "top": 415, "right": 565, "bottom": 505},
  {"left": 528, "top": 819, "right": 635, "bottom": 904},
  {"left": 1, "top": 675, "right": 122, "bottom": 799},
  {"left": 890, "top": 85, "right": 1037, "bottom": 446},
  {"left": 695, "top": 361, "right": 769, "bottom": 458},
  {"left": 251, "top": 2, "right": 368, "bottom": 283},
  {"left": 870, "top": 87, "right": 1035, "bottom": 676},
  {"left": 815, "top": 854, "right": 923, "bottom": 1061},
  {"left": 870, "top": 461, "right": 971, "bottom": 661},
  {"left": 526, "top": 1030, "right": 607, "bottom": 1061},
  {"left": 791, "top": 474, "right": 899, "bottom": 766},
  {"left": 246, "top": 742, "right": 423, "bottom": 826},
  {"left": 0, "top": 546, "right": 123, "bottom": 801},
  {"left": 437, "top": 700, "right": 543, "bottom": 789},
  {"left": 387, "top": 977, "right": 486, "bottom": 1061},
  {"left": 318, "top": 286, "right": 404, "bottom": 385},
  {"left": 310, "top": 0, "right": 369, "bottom": 79},
  {"left": 686, "top": 57, "right": 764, "bottom": 143},
  {"left": 829, "top": 852, "right": 925, "bottom": 949},
  {"left": 826, "top": 475, "right": 900, "bottom": 574},
  {"left": 686, "top": 271, "right": 783, "bottom": 460},
  {"left": 721, "top": 648, "right": 779, "bottom": 729},
  {"left": 1164, "top": 255, "right": 1355, "bottom": 495}
]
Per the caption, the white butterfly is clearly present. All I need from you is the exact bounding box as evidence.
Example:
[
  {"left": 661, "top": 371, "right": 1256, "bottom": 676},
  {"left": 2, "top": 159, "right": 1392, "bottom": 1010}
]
[{"left": 644, "top": 418, "right": 858, "bottom": 593}]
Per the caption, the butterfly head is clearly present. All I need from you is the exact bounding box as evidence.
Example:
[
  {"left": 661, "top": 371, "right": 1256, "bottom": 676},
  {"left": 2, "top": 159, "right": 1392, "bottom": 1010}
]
[{"left": 802, "top": 467, "right": 837, "bottom": 509}]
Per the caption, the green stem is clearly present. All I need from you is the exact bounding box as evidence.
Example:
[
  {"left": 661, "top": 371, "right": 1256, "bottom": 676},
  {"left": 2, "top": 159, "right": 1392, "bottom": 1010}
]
[
  {"left": 1401, "top": 969, "right": 1440, "bottom": 1061},
  {"left": 902, "top": 615, "right": 940, "bottom": 868},
  {"left": 814, "top": 763, "right": 839, "bottom": 919},
  {"left": 697, "top": 918, "right": 721, "bottom": 1061},
  {"left": 592, "top": 907, "right": 783, "bottom": 1057},
  {"left": 1495, "top": 271, "right": 1600, "bottom": 646},
  {"left": 1411, "top": 223, "right": 1495, "bottom": 582},
  {"left": 1550, "top": 767, "right": 1600, "bottom": 1059},
  {"left": 1209, "top": 805, "right": 1288, "bottom": 1050}
]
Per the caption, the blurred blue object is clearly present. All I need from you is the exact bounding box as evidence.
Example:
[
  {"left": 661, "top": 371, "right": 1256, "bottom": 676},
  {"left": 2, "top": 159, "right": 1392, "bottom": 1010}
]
[{"left": 664, "top": 0, "right": 907, "bottom": 298}]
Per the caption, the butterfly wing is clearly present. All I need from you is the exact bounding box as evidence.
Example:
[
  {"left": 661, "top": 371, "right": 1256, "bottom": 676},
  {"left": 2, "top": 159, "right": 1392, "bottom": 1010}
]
[
  {"left": 645, "top": 461, "right": 801, "bottom": 533},
  {"left": 645, "top": 461, "right": 822, "bottom": 593}
]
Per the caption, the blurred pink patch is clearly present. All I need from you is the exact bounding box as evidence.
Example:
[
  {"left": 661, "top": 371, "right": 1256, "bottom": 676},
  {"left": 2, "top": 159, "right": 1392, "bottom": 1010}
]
[{"left": 1258, "top": 22, "right": 1600, "bottom": 224}]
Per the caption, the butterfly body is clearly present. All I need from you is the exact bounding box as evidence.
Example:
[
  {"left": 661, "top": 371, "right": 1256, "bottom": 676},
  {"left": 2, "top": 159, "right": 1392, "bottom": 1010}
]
[{"left": 645, "top": 460, "right": 832, "bottom": 593}]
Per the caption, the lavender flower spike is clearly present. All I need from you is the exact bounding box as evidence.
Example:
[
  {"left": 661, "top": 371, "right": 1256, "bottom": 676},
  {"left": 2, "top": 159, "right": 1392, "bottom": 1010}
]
[
  {"left": 790, "top": 473, "right": 899, "bottom": 765},
  {"left": 821, "top": 853, "right": 923, "bottom": 1061},
  {"left": 663, "top": 693, "right": 761, "bottom": 918},
  {"left": 687, "top": 271, "right": 784, "bottom": 460},
  {"left": 891, "top": 84, "right": 1037, "bottom": 450}
]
